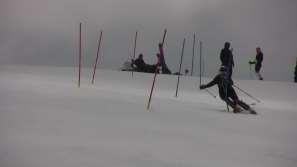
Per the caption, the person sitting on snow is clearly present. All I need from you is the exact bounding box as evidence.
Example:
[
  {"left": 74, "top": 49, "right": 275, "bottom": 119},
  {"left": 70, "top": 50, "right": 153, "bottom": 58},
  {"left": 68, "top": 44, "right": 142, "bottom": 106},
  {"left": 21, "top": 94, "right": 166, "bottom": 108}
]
[
  {"left": 199, "top": 66, "right": 256, "bottom": 114},
  {"left": 132, "top": 54, "right": 158, "bottom": 73},
  {"left": 132, "top": 54, "right": 146, "bottom": 72}
]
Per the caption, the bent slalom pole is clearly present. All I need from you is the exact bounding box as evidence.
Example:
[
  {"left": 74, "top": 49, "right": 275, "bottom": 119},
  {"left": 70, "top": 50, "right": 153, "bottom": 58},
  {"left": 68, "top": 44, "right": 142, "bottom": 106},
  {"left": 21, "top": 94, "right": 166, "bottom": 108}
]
[
  {"left": 233, "top": 84, "right": 261, "bottom": 103},
  {"left": 131, "top": 30, "right": 138, "bottom": 77},
  {"left": 91, "top": 30, "right": 103, "bottom": 84},
  {"left": 147, "top": 29, "right": 167, "bottom": 110}
]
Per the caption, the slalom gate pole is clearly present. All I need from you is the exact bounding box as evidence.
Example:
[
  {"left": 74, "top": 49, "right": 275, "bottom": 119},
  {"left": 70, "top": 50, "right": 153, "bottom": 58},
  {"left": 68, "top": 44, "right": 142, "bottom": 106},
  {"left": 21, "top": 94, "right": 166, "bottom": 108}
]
[
  {"left": 131, "top": 30, "right": 138, "bottom": 77},
  {"left": 162, "top": 29, "right": 167, "bottom": 46},
  {"left": 233, "top": 84, "right": 261, "bottom": 103},
  {"left": 147, "top": 28, "right": 167, "bottom": 110},
  {"left": 78, "top": 22, "right": 82, "bottom": 88},
  {"left": 91, "top": 30, "right": 103, "bottom": 84},
  {"left": 199, "top": 40, "right": 202, "bottom": 86},
  {"left": 199, "top": 40, "right": 216, "bottom": 99},
  {"left": 191, "top": 33, "right": 196, "bottom": 76},
  {"left": 175, "top": 38, "right": 186, "bottom": 97}
]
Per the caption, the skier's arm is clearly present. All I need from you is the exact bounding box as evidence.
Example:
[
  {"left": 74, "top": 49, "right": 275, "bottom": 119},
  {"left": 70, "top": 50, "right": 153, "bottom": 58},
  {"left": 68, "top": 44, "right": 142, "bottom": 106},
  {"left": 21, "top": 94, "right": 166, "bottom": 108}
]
[{"left": 200, "top": 75, "right": 219, "bottom": 89}]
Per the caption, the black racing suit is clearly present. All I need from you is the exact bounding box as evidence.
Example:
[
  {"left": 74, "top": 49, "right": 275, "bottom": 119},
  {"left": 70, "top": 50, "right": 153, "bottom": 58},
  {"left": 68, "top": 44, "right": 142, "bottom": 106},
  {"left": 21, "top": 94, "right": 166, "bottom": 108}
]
[
  {"left": 201, "top": 73, "right": 250, "bottom": 110},
  {"left": 220, "top": 48, "right": 234, "bottom": 78}
]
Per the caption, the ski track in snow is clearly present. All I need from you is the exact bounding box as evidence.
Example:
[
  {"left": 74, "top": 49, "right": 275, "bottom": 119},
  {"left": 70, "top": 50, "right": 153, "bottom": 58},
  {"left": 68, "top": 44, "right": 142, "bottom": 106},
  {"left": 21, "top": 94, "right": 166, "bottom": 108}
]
[{"left": 0, "top": 65, "right": 297, "bottom": 167}]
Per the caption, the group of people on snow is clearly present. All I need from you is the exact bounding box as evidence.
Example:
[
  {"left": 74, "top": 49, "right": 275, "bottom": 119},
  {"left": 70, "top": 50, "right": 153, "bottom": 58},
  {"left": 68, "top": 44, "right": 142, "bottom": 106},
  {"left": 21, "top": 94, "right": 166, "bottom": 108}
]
[
  {"left": 130, "top": 43, "right": 172, "bottom": 74},
  {"left": 124, "top": 41, "right": 264, "bottom": 114},
  {"left": 200, "top": 42, "right": 260, "bottom": 114}
]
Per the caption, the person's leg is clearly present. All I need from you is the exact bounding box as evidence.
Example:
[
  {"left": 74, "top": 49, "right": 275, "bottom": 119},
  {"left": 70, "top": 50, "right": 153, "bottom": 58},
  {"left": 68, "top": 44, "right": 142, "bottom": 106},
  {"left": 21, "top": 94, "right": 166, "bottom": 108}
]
[
  {"left": 227, "top": 87, "right": 243, "bottom": 113},
  {"left": 237, "top": 100, "right": 250, "bottom": 110},
  {"left": 219, "top": 91, "right": 237, "bottom": 110},
  {"left": 255, "top": 64, "right": 263, "bottom": 80}
]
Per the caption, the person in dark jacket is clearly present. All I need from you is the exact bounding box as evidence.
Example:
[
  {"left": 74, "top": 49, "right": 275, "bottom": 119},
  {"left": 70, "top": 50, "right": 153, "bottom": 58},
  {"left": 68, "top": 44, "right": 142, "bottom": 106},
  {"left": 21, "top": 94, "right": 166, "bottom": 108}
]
[
  {"left": 220, "top": 42, "right": 234, "bottom": 79},
  {"left": 249, "top": 47, "right": 264, "bottom": 80},
  {"left": 132, "top": 54, "right": 158, "bottom": 73},
  {"left": 132, "top": 54, "right": 147, "bottom": 72},
  {"left": 200, "top": 66, "right": 256, "bottom": 114}
]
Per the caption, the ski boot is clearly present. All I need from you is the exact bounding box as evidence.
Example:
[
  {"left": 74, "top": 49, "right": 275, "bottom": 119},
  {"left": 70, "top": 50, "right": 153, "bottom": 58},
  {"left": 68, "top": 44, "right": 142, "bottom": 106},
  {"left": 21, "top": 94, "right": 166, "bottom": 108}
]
[{"left": 233, "top": 105, "right": 242, "bottom": 113}]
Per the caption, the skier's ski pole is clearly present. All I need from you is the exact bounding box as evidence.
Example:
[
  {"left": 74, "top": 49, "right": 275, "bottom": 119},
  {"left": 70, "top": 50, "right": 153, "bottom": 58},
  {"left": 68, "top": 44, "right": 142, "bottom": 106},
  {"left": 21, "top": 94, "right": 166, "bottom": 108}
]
[
  {"left": 175, "top": 38, "right": 186, "bottom": 97},
  {"left": 131, "top": 30, "right": 138, "bottom": 77},
  {"left": 147, "top": 29, "right": 167, "bottom": 110},
  {"left": 191, "top": 33, "right": 196, "bottom": 76},
  {"left": 78, "top": 22, "right": 82, "bottom": 88},
  {"left": 91, "top": 30, "right": 103, "bottom": 84},
  {"left": 233, "top": 84, "right": 261, "bottom": 103},
  {"left": 205, "top": 89, "right": 217, "bottom": 98}
]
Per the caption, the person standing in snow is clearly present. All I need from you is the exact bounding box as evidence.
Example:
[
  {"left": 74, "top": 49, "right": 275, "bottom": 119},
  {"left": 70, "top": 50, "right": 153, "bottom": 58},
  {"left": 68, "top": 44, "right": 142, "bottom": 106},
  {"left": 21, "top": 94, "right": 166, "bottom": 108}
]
[
  {"left": 249, "top": 47, "right": 264, "bottom": 80},
  {"left": 220, "top": 42, "right": 234, "bottom": 79},
  {"left": 200, "top": 66, "right": 256, "bottom": 114},
  {"left": 158, "top": 43, "right": 172, "bottom": 74}
]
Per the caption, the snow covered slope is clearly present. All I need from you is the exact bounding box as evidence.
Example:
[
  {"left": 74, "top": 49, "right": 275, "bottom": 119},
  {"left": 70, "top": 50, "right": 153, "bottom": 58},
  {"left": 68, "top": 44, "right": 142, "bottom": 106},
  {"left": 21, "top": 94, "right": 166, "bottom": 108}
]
[{"left": 0, "top": 65, "right": 296, "bottom": 167}]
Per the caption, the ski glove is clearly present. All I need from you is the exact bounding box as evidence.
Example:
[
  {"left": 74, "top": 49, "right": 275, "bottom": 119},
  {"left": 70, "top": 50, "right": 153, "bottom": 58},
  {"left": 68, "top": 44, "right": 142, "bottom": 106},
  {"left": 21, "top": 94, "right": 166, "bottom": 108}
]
[
  {"left": 200, "top": 85, "right": 207, "bottom": 90},
  {"left": 249, "top": 60, "right": 256, "bottom": 64}
]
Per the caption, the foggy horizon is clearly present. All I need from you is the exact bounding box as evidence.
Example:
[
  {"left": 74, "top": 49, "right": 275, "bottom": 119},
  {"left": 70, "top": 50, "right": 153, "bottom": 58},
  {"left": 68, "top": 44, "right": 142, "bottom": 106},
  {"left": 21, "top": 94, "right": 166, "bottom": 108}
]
[{"left": 1, "top": 0, "right": 297, "bottom": 81}]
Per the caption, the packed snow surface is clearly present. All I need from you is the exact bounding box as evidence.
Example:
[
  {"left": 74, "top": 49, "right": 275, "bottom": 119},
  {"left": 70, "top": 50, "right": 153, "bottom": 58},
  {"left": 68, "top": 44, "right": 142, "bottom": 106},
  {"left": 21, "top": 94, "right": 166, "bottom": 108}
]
[{"left": 0, "top": 66, "right": 297, "bottom": 167}]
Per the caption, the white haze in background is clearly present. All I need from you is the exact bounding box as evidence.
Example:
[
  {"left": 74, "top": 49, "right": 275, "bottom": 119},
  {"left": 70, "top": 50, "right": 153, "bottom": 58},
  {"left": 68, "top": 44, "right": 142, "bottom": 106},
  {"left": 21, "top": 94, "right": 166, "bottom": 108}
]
[{"left": 1, "top": 0, "right": 297, "bottom": 81}]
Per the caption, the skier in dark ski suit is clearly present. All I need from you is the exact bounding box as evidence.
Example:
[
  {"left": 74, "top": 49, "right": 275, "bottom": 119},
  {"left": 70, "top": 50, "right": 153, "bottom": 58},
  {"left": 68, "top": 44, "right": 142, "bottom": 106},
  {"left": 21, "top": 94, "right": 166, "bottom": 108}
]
[
  {"left": 220, "top": 42, "right": 234, "bottom": 79},
  {"left": 200, "top": 66, "right": 256, "bottom": 114},
  {"left": 249, "top": 47, "right": 263, "bottom": 80}
]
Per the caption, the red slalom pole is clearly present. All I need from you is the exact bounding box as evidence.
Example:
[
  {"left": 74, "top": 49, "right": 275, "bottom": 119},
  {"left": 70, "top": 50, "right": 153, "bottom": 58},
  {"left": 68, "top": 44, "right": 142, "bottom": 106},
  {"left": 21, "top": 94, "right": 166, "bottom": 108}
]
[
  {"left": 78, "top": 22, "right": 82, "bottom": 88},
  {"left": 147, "top": 28, "right": 167, "bottom": 110},
  {"left": 175, "top": 38, "right": 186, "bottom": 97},
  {"left": 131, "top": 30, "right": 138, "bottom": 77},
  {"left": 91, "top": 30, "right": 103, "bottom": 84}
]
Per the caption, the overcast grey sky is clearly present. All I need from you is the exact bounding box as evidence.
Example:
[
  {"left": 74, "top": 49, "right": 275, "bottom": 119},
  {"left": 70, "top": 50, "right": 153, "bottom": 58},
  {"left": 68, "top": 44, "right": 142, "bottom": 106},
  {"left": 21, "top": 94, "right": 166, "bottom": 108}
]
[{"left": 1, "top": 0, "right": 297, "bottom": 81}]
